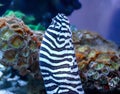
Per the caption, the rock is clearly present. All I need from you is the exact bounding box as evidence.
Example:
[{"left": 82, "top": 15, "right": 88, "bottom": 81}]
[
  {"left": 17, "top": 80, "right": 27, "bottom": 86},
  {"left": 0, "top": 90, "right": 14, "bottom": 94},
  {"left": 0, "top": 71, "right": 3, "bottom": 78}
]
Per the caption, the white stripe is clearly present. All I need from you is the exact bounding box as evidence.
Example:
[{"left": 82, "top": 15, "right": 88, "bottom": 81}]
[
  {"left": 42, "top": 36, "right": 55, "bottom": 48},
  {"left": 47, "top": 28, "right": 70, "bottom": 37},
  {"left": 40, "top": 50, "right": 74, "bottom": 60},
  {"left": 53, "top": 73, "right": 80, "bottom": 80},
  {"left": 47, "top": 28, "right": 59, "bottom": 35},
  {"left": 60, "top": 32, "right": 71, "bottom": 38},
  {"left": 41, "top": 72, "right": 49, "bottom": 75},
  {"left": 65, "top": 40, "right": 74, "bottom": 48},
  {"left": 45, "top": 32, "right": 70, "bottom": 48},
  {"left": 62, "top": 18, "right": 69, "bottom": 23},
  {"left": 59, "top": 85, "right": 80, "bottom": 93},
  {"left": 44, "top": 75, "right": 81, "bottom": 85},
  {"left": 57, "top": 37, "right": 65, "bottom": 42},
  {"left": 55, "top": 22, "right": 61, "bottom": 29},
  {"left": 46, "top": 87, "right": 59, "bottom": 94},
  {"left": 76, "top": 85, "right": 83, "bottom": 90},
  {"left": 40, "top": 66, "right": 70, "bottom": 73},
  {"left": 58, "top": 89, "right": 69, "bottom": 93},
  {"left": 61, "top": 27, "right": 68, "bottom": 31},
  {"left": 58, "top": 13, "right": 69, "bottom": 22},
  {"left": 71, "top": 65, "right": 80, "bottom": 73},
  {"left": 57, "top": 21, "right": 61, "bottom": 26},
  {"left": 45, "top": 82, "right": 57, "bottom": 88},
  {"left": 41, "top": 71, "right": 79, "bottom": 80},
  {"left": 39, "top": 56, "right": 73, "bottom": 67},
  {"left": 40, "top": 44, "right": 74, "bottom": 55},
  {"left": 62, "top": 22, "right": 69, "bottom": 28},
  {"left": 56, "top": 16, "right": 62, "bottom": 21}
]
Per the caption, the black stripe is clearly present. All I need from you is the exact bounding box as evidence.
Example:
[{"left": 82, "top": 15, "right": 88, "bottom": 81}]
[
  {"left": 59, "top": 90, "right": 78, "bottom": 94},
  {"left": 40, "top": 46, "right": 75, "bottom": 58},
  {"left": 47, "top": 27, "right": 70, "bottom": 37},
  {"left": 77, "top": 87, "right": 84, "bottom": 92},
  {"left": 40, "top": 53, "right": 73, "bottom": 64},
  {"left": 47, "top": 28, "right": 71, "bottom": 39},
  {"left": 53, "top": 14, "right": 70, "bottom": 27},
  {"left": 48, "top": 26, "right": 70, "bottom": 35},
  {"left": 43, "top": 75, "right": 81, "bottom": 83},
  {"left": 41, "top": 40, "right": 55, "bottom": 50},
  {"left": 48, "top": 26, "right": 61, "bottom": 32},
  {"left": 71, "top": 64, "right": 78, "bottom": 70},
  {"left": 52, "top": 76, "right": 81, "bottom": 83},
  {"left": 44, "top": 33, "right": 57, "bottom": 48},
  {"left": 61, "top": 20, "right": 70, "bottom": 26},
  {"left": 40, "top": 60, "right": 70, "bottom": 69},
  {"left": 46, "top": 84, "right": 58, "bottom": 92},
  {"left": 46, "top": 81, "right": 82, "bottom": 93},
  {"left": 58, "top": 14, "right": 68, "bottom": 21},
  {"left": 40, "top": 65, "right": 79, "bottom": 77},
  {"left": 43, "top": 36, "right": 69, "bottom": 51},
  {"left": 47, "top": 30, "right": 70, "bottom": 44},
  {"left": 54, "top": 17, "right": 62, "bottom": 24},
  {"left": 44, "top": 77, "right": 81, "bottom": 88},
  {"left": 40, "top": 41, "right": 74, "bottom": 54}
]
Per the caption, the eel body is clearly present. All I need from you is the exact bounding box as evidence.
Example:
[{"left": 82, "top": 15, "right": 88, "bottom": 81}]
[{"left": 39, "top": 13, "right": 84, "bottom": 94}]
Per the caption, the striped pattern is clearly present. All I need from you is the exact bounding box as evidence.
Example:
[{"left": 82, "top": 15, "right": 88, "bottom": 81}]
[{"left": 39, "top": 13, "right": 84, "bottom": 94}]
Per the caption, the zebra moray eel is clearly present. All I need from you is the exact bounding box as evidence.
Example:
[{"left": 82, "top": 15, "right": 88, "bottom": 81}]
[{"left": 39, "top": 13, "right": 84, "bottom": 94}]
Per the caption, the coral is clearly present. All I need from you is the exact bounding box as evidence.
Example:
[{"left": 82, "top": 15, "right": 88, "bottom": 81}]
[
  {"left": 72, "top": 30, "right": 117, "bottom": 48},
  {"left": 0, "top": 16, "right": 43, "bottom": 77},
  {"left": 0, "top": 64, "right": 46, "bottom": 94},
  {"left": 73, "top": 30, "right": 120, "bottom": 93},
  {"left": 4, "top": 10, "right": 46, "bottom": 31}
]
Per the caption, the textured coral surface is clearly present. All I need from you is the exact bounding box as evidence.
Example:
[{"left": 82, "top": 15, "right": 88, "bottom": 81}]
[
  {"left": 73, "top": 30, "right": 120, "bottom": 93},
  {"left": 0, "top": 16, "right": 43, "bottom": 77}
]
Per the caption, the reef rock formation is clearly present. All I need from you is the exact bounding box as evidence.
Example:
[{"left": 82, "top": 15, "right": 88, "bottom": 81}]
[
  {"left": 0, "top": 17, "right": 120, "bottom": 94},
  {"left": 73, "top": 30, "right": 120, "bottom": 94},
  {"left": 0, "top": 16, "right": 43, "bottom": 77},
  {"left": 0, "top": 16, "right": 46, "bottom": 94}
]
